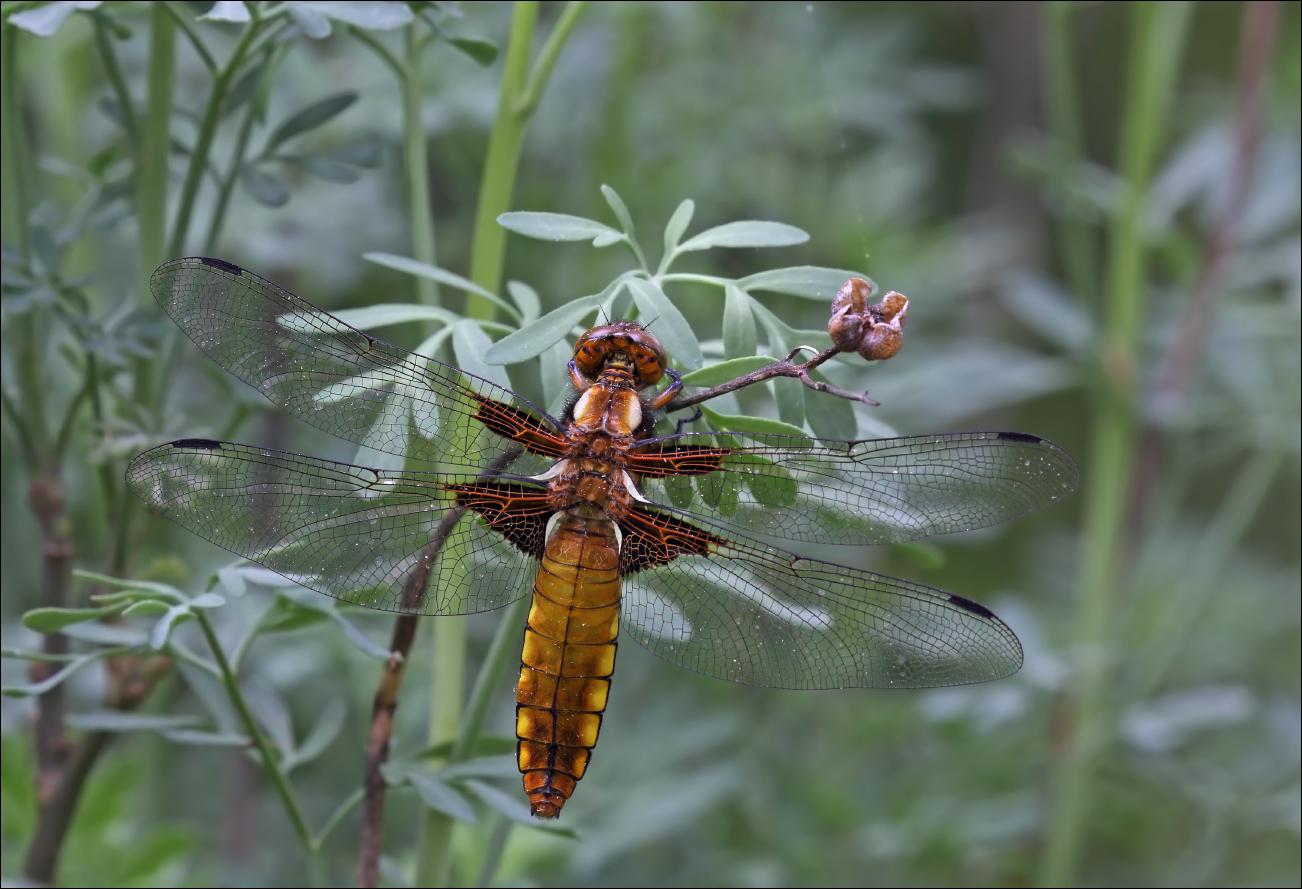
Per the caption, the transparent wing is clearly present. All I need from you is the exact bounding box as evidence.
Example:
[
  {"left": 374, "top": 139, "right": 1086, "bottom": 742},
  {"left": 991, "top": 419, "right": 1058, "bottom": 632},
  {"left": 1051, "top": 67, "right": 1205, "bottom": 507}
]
[
  {"left": 620, "top": 516, "right": 1022, "bottom": 690},
  {"left": 631, "top": 430, "right": 1079, "bottom": 545},
  {"left": 126, "top": 440, "right": 543, "bottom": 616},
  {"left": 151, "top": 257, "right": 562, "bottom": 475}
]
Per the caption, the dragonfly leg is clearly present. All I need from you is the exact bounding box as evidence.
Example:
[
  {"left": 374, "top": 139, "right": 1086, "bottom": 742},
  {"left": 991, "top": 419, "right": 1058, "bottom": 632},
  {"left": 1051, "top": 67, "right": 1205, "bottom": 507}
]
[
  {"left": 648, "top": 368, "right": 682, "bottom": 410},
  {"left": 674, "top": 406, "right": 703, "bottom": 436}
]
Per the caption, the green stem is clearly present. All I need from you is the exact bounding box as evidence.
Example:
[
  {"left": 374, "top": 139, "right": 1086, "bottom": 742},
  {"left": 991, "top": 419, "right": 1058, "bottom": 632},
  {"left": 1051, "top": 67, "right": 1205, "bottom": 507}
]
[
  {"left": 1041, "top": 0, "right": 1096, "bottom": 305},
  {"left": 167, "top": 20, "right": 260, "bottom": 259},
  {"left": 162, "top": 0, "right": 216, "bottom": 74},
  {"left": 473, "top": 814, "right": 513, "bottom": 888},
  {"left": 452, "top": 595, "right": 530, "bottom": 763},
  {"left": 404, "top": 25, "right": 440, "bottom": 312},
  {"left": 415, "top": 617, "right": 467, "bottom": 888},
  {"left": 466, "top": 1, "right": 589, "bottom": 314},
  {"left": 137, "top": 2, "right": 175, "bottom": 294},
  {"left": 1038, "top": 4, "right": 1192, "bottom": 886},
  {"left": 1, "top": 23, "right": 31, "bottom": 252},
  {"left": 196, "top": 611, "right": 316, "bottom": 857},
  {"left": 91, "top": 13, "right": 138, "bottom": 151}
]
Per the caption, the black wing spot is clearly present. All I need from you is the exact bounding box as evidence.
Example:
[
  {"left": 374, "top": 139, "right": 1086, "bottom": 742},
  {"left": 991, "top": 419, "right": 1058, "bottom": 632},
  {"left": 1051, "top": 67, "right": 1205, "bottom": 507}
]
[
  {"left": 172, "top": 439, "right": 223, "bottom": 450},
  {"left": 198, "top": 257, "right": 243, "bottom": 275},
  {"left": 997, "top": 431, "right": 1042, "bottom": 444},
  {"left": 945, "top": 593, "right": 995, "bottom": 619}
]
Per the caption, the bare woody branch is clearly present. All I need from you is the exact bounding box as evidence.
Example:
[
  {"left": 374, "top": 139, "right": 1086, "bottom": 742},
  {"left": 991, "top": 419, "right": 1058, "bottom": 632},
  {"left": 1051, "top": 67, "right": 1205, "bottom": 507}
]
[{"left": 668, "top": 345, "right": 881, "bottom": 411}]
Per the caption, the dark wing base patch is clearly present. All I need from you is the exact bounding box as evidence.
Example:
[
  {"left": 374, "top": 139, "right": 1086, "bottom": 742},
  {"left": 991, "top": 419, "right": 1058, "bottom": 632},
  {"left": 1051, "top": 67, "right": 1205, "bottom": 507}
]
[
  {"left": 618, "top": 505, "right": 728, "bottom": 574},
  {"left": 448, "top": 481, "right": 554, "bottom": 559}
]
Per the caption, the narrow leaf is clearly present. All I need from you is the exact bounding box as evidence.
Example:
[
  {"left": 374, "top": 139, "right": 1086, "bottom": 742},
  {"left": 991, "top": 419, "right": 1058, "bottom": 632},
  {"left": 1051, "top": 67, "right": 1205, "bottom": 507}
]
[
  {"left": 483, "top": 295, "right": 601, "bottom": 365},
  {"left": 678, "top": 221, "right": 808, "bottom": 252},
  {"left": 164, "top": 729, "right": 251, "bottom": 747},
  {"left": 662, "top": 199, "right": 695, "bottom": 257},
  {"left": 288, "top": 154, "right": 361, "bottom": 183},
  {"left": 149, "top": 605, "right": 194, "bottom": 650},
  {"left": 699, "top": 405, "right": 807, "bottom": 438},
  {"left": 331, "top": 303, "right": 459, "bottom": 331},
  {"left": 740, "top": 266, "right": 874, "bottom": 300},
  {"left": 198, "top": 1, "right": 250, "bottom": 23},
  {"left": 286, "top": 698, "right": 346, "bottom": 771},
  {"left": 462, "top": 779, "right": 578, "bottom": 837},
  {"left": 679, "top": 356, "right": 775, "bottom": 387},
  {"left": 23, "top": 604, "right": 125, "bottom": 633},
  {"left": 600, "top": 185, "right": 635, "bottom": 236},
  {"left": 401, "top": 771, "right": 478, "bottom": 822},
  {"left": 497, "top": 212, "right": 622, "bottom": 244},
  {"left": 506, "top": 281, "right": 540, "bottom": 326},
  {"left": 626, "top": 279, "right": 703, "bottom": 371},
  {"left": 265, "top": 92, "right": 357, "bottom": 153},
  {"left": 722, "top": 284, "right": 757, "bottom": 360},
  {"left": 449, "top": 36, "right": 498, "bottom": 66},
  {"left": 66, "top": 712, "right": 205, "bottom": 733},
  {"left": 190, "top": 593, "right": 226, "bottom": 610},
  {"left": 362, "top": 253, "right": 501, "bottom": 302},
  {"left": 241, "top": 166, "right": 290, "bottom": 207},
  {"left": 297, "top": 1, "right": 412, "bottom": 30},
  {"left": 2, "top": 651, "right": 111, "bottom": 698},
  {"left": 453, "top": 320, "right": 511, "bottom": 389}
]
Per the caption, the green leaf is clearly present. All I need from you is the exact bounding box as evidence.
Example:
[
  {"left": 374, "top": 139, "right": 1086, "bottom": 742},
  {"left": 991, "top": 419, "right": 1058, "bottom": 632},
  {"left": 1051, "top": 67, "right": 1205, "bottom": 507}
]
[
  {"left": 225, "top": 63, "right": 265, "bottom": 118},
  {"left": 894, "top": 542, "right": 947, "bottom": 571},
  {"left": 148, "top": 605, "right": 194, "bottom": 650},
  {"left": 241, "top": 166, "right": 290, "bottom": 207},
  {"left": 483, "top": 295, "right": 601, "bottom": 365},
  {"left": 439, "top": 755, "right": 518, "bottom": 783},
  {"left": 198, "top": 1, "right": 251, "bottom": 23},
  {"left": 316, "top": 138, "right": 384, "bottom": 168},
  {"left": 626, "top": 279, "right": 703, "bottom": 371},
  {"left": 722, "top": 284, "right": 757, "bottom": 360},
  {"left": 739, "top": 266, "right": 873, "bottom": 300},
  {"left": 287, "top": 154, "right": 360, "bottom": 183},
  {"left": 397, "top": 769, "right": 478, "bottom": 822},
  {"left": 662, "top": 199, "right": 695, "bottom": 258},
  {"left": 453, "top": 319, "right": 512, "bottom": 389},
  {"left": 773, "top": 377, "right": 806, "bottom": 429},
  {"left": 804, "top": 372, "right": 859, "bottom": 441},
  {"left": 257, "top": 595, "right": 331, "bottom": 635},
  {"left": 302, "top": 1, "right": 412, "bottom": 31},
  {"left": 265, "top": 92, "right": 357, "bottom": 153},
  {"left": 8, "top": 2, "right": 97, "bottom": 37},
  {"left": 190, "top": 593, "right": 226, "bottom": 609},
  {"left": 23, "top": 604, "right": 125, "bottom": 633},
  {"left": 284, "top": 698, "right": 346, "bottom": 772},
  {"left": 600, "top": 185, "right": 636, "bottom": 237},
  {"left": 700, "top": 405, "right": 807, "bottom": 438},
  {"left": 461, "top": 779, "right": 578, "bottom": 837},
  {"left": 679, "top": 356, "right": 775, "bottom": 387},
  {"left": 163, "top": 729, "right": 251, "bottom": 747},
  {"left": 72, "top": 571, "right": 187, "bottom": 599},
  {"left": 65, "top": 712, "right": 206, "bottom": 733},
  {"left": 678, "top": 221, "right": 808, "bottom": 252},
  {"left": 662, "top": 473, "right": 697, "bottom": 510},
  {"left": 2, "top": 651, "right": 114, "bottom": 698},
  {"left": 332, "top": 303, "right": 460, "bottom": 330},
  {"left": 449, "top": 35, "right": 498, "bottom": 66},
  {"left": 122, "top": 601, "right": 170, "bottom": 616},
  {"left": 362, "top": 253, "right": 516, "bottom": 318},
  {"left": 506, "top": 281, "right": 541, "bottom": 326},
  {"left": 413, "top": 736, "right": 518, "bottom": 761},
  {"left": 497, "top": 211, "right": 623, "bottom": 245},
  {"left": 732, "top": 454, "right": 798, "bottom": 508}
]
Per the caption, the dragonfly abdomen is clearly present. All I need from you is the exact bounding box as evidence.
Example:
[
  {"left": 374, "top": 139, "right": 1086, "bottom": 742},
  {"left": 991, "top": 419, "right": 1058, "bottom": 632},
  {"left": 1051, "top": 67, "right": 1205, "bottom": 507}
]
[{"left": 515, "top": 506, "right": 621, "bottom": 818}]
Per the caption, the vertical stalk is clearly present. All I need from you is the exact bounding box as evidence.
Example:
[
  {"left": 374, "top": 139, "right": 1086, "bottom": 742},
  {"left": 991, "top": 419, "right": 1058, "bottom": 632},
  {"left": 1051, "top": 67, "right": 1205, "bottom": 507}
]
[
  {"left": 1041, "top": 1, "right": 1096, "bottom": 304},
  {"left": 137, "top": 2, "right": 174, "bottom": 294},
  {"left": 404, "top": 25, "right": 440, "bottom": 310},
  {"left": 1, "top": 23, "right": 32, "bottom": 251},
  {"left": 167, "top": 22, "right": 259, "bottom": 258},
  {"left": 414, "top": 619, "right": 467, "bottom": 887},
  {"left": 1039, "top": 4, "right": 1192, "bottom": 886},
  {"left": 466, "top": 1, "right": 589, "bottom": 312}
]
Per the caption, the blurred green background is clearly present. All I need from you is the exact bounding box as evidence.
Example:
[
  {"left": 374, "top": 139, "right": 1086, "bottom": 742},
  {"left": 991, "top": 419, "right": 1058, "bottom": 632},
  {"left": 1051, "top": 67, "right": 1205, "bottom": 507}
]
[{"left": 1, "top": 2, "right": 1298, "bottom": 887}]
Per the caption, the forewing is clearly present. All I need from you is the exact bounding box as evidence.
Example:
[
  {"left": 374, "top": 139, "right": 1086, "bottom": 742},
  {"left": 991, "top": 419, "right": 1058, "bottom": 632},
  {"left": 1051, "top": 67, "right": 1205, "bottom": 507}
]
[
  {"left": 618, "top": 508, "right": 1021, "bottom": 689},
  {"left": 151, "top": 258, "right": 563, "bottom": 474},
  {"left": 632, "top": 430, "right": 1079, "bottom": 545},
  {"left": 126, "top": 440, "right": 544, "bottom": 616}
]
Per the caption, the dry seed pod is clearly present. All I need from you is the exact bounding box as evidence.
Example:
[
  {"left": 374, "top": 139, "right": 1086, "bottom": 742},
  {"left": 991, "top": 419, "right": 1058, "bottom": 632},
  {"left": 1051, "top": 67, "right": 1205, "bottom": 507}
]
[{"left": 827, "top": 278, "right": 909, "bottom": 361}]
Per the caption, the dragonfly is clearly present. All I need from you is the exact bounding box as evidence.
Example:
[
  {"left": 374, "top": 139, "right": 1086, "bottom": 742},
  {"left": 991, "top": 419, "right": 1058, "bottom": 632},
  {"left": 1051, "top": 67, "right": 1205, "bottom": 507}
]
[{"left": 127, "top": 257, "right": 1079, "bottom": 818}]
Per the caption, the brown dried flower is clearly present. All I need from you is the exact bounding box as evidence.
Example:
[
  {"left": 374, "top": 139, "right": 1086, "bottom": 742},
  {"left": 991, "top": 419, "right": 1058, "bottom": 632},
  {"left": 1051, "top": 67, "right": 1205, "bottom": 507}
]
[{"left": 827, "top": 278, "right": 909, "bottom": 361}]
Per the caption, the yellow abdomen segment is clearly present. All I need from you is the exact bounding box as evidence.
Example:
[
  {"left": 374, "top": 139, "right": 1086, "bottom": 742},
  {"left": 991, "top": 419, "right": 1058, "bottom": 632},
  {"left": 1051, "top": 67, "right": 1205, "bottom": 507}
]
[{"left": 516, "top": 509, "right": 621, "bottom": 818}]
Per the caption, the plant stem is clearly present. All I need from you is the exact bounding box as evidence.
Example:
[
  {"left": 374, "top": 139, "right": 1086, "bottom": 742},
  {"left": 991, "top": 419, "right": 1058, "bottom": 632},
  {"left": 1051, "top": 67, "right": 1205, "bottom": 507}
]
[
  {"left": 204, "top": 45, "right": 276, "bottom": 254},
  {"left": 196, "top": 611, "right": 315, "bottom": 857},
  {"left": 1, "top": 23, "right": 32, "bottom": 252},
  {"left": 466, "top": 1, "right": 589, "bottom": 315},
  {"left": 404, "top": 25, "right": 440, "bottom": 311},
  {"left": 91, "top": 13, "right": 138, "bottom": 151},
  {"left": 167, "top": 20, "right": 259, "bottom": 259},
  {"left": 137, "top": 2, "right": 174, "bottom": 295},
  {"left": 1038, "top": 4, "right": 1192, "bottom": 885},
  {"left": 452, "top": 595, "right": 530, "bottom": 763},
  {"left": 1041, "top": 0, "right": 1096, "bottom": 305},
  {"left": 670, "top": 345, "right": 880, "bottom": 410}
]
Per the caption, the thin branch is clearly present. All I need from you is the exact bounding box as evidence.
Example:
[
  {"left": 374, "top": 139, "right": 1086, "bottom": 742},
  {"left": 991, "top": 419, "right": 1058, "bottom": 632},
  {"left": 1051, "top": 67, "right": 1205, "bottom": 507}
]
[
  {"left": 90, "top": 12, "right": 139, "bottom": 150},
  {"left": 516, "top": 1, "right": 590, "bottom": 116},
  {"left": 669, "top": 346, "right": 880, "bottom": 411},
  {"left": 162, "top": 0, "right": 216, "bottom": 74},
  {"left": 356, "top": 446, "right": 523, "bottom": 889}
]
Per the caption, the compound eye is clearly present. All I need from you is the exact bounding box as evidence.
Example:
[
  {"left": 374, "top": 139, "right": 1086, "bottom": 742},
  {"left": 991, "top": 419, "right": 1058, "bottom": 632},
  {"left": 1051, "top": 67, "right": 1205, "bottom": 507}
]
[
  {"left": 631, "top": 346, "right": 663, "bottom": 384},
  {"left": 574, "top": 339, "right": 608, "bottom": 376}
]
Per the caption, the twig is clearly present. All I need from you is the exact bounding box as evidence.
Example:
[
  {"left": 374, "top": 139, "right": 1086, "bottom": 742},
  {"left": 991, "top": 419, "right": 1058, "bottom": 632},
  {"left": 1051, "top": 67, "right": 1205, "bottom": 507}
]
[
  {"left": 356, "top": 446, "right": 523, "bottom": 889},
  {"left": 668, "top": 346, "right": 880, "bottom": 411},
  {"left": 28, "top": 469, "right": 72, "bottom": 807}
]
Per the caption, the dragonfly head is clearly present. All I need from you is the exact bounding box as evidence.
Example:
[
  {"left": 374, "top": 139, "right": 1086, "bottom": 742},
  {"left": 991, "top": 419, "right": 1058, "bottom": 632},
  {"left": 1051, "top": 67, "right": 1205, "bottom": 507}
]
[{"left": 573, "top": 322, "right": 667, "bottom": 388}]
